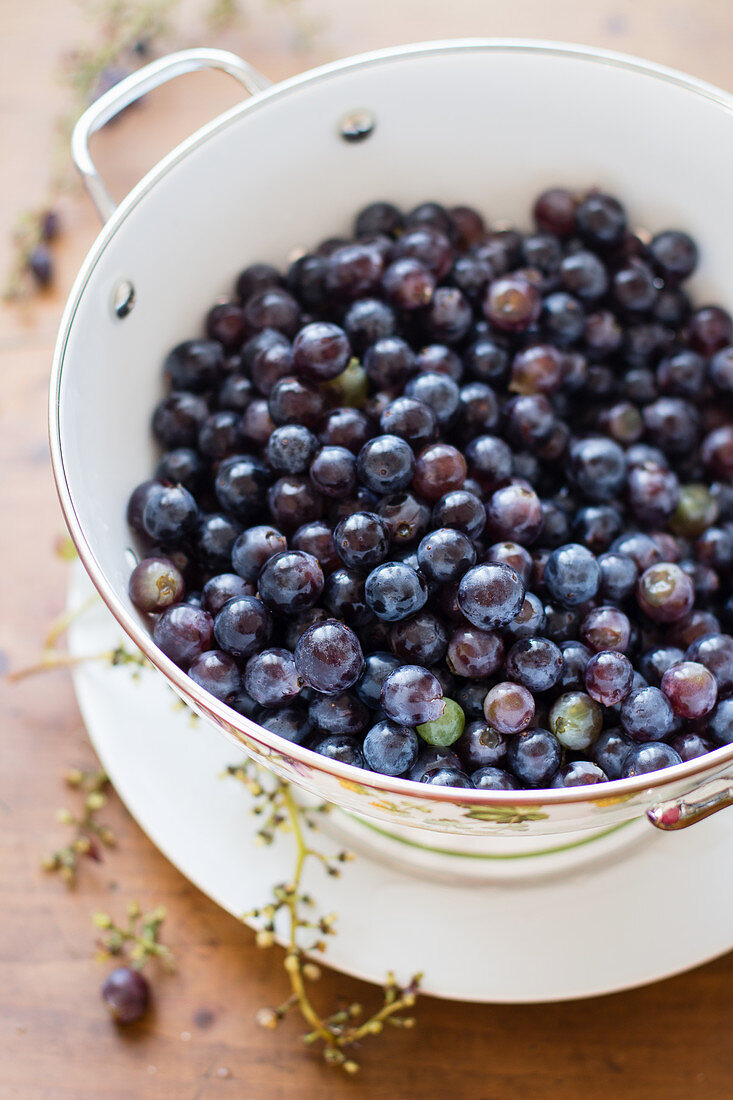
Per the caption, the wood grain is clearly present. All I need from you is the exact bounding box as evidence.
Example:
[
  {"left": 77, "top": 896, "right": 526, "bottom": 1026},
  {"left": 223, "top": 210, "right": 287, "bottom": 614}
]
[{"left": 2, "top": 2, "right": 733, "bottom": 1096}]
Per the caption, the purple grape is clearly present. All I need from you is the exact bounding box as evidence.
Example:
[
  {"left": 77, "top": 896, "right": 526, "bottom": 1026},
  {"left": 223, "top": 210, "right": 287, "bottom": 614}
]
[{"left": 294, "top": 620, "right": 364, "bottom": 695}]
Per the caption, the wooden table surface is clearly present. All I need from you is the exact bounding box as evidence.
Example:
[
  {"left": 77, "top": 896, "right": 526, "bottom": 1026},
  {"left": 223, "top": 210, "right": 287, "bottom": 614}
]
[{"left": 2, "top": 1, "right": 733, "bottom": 1096}]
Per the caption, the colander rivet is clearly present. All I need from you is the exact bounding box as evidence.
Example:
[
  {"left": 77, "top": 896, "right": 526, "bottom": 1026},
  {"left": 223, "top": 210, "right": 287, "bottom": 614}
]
[
  {"left": 112, "top": 279, "right": 135, "bottom": 318},
  {"left": 339, "top": 109, "right": 375, "bottom": 143}
]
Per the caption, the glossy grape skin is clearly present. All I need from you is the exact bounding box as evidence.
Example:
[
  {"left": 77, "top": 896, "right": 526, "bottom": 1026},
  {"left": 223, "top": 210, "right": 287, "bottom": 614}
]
[
  {"left": 188, "top": 512, "right": 236, "bottom": 576},
  {"left": 485, "top": 541, "right": 533, "bottom": 585},
  {"left": 504, "top": 636, "right": 564, "bottom": 694},
  {"left": 572, "top": 505, "right": 622, "bottom": 555},
  {"left": 610, "top": 532, "right": 663, "bottom": 573},
  {"left": 330, "top": 513, "right": 386, "bottom": 572},
  {"left": 129, "top": 192, "right": 733, "bottom": 790},
  {"left": 506, "top": 593, "right": 547, "bottom": 641},
  {"left": 254, "top": 703, "right": 311, "bottom": 744},
  {"left": 356, "top": 435, "right": 415, "bottom": 496},
  {"left": 151, "top": 392, "right": 208, "bottom": 449},
  {"left": 319, "top": 408, "right": 373, "bottom": 456},
  {"left": 412, "top": 442, "right": 467, "bottom": 502},
  {"left": 379, "top": 397, "right": 437, "bottom": 448},
  {"left": 292, "top": 322, "right": 351, "bottom": 382},
  {"left": 429, "top": 494, "right": 486, "bottom": 545},
  {"left": 454, "top": 721, "right": 508, "bottom": 772},
  {"left": 465, "top": 435, "right": 513, "bottom": 487},
  {"left": 231, "top": 525, "right": 287, "bottom": 581},
  {"left": 544, "top": 543, "right": 601, "bottom": 607},
  {"left": 541, "top": 292, "right": 585, "bottom": 346},
  {"left": 155, "top": 447, "right": 204, "bottom": 493},
  {"left": 249, "top": 340, "right": 294, "bottom": 396},
  {"left": 355, "top": 652, "right": 401, "bottom": 710},
  {"left": 129, "top": 557, "right": 184, "bottom": 613},
  {"left": 381, "top": 665, "right": 444, "bottom": 725},
  {"left": 243, "top": 647, "right": 300, "bottom": 707},
  {"left": 257, "top": 551, "right": 324, "bottom": 615},
  {"left": 214, "top": 455, "right": 271, "bottom": 521},
  {"left": 660, "top": 661, "right": 718, "bottom": 719},
  {"left": 458, "top": 563, "right": 525, "bottom": 630},
  {"left": 549, "top": 692, "right": 603, "bottom": 750},
  {"left": 419, "top": 767, "right": 471, "bottom": 787},
  {"left": 294, "top": 620, "right": 364, "bottom": 695},
  {"left": 560, "top": 250, "right": 609, "bottom": 300},
  {"left": 354, "top": 201, "right": 403, "bottom": 238},
  {"left": 685, "top": 634, "right": 733, "bottom": 697},
  {"left": 483, "top": 274, "right": 541, "bottom": 333},
  {"left": 580, "top": 607, "right": 631, "bottom": 654},
  {"left": 311, "top": 734, "right": 365, "bottom": 769},
  {"left": 363, "top": 720, "right": 419, "bottom": 776},
  {"left": 382, "top": 257, "right": 436, "bottom": 310},
  {"left": 689, "top": 305, "right": 733, "bottom": 354},
  {"left": 637, "top": 562, "right": 695, "bottom": 623},
  {"left": 390, "top": 611, "right": 448, "bottom": 665},
  {"left": 101, "top": 966, "right": 150, "bottom": 1025},
  {"left": 363, "top": 337, "right": 416, "bottom": 389},
  {"left": 705, "top": 698, "right": 733, "bottom": 745},
  {"left": 153, "top": 605, "right": 213, "bottom": 669},
  {"left": 307, "top": 692, "right": 368, "bottom": 738},
  {"left": 506, "top": 728, "right": 562, "bottom": 788},
  {"left": 556, "top": 640, "right": 591, "bottom": 692},
  {"left": 482, "top": 681, "right": 534, "bottom": 736},
  {"left": 141, "top": 485, "right": 198, "bottom": 546},
  {"left": 620, "top": 686, "right": 674, "bottom": 743},
  {"left": 464, "top": 337, "right": 509, "bottom": 385},
  {"left": 268, "top": 376, "right": 325, "bottom": 430},
  {"left": 637, "top": 646, "right": 685, "bottom": 687},
  {"left": 213, "top": 595, "right": 272, "bottom": 658},
  {"left": 241, "top": 399, "right": 276, "bottom": 447},
  {"left": 551, "top": 761, "right": 608, "bottom": 787},
  {"left": 622, "top": 742, "right": 683, "bottom": 777},
  {"left": 378, "top": 492, "right": 431, "bottom": 546},
  {"left": 236, "top": 262, "right": 282, "bottom": 301},
  {"left": 469, "top": 766, "right": 518, "bottom": 790},
  {"left": 365, "top": 561, "right": 427, "bottom": 622},
  {"left": 510, "top": 344, "right": 566, "bottom": 397},
  {"left": 405, "top": 372, "right": 460, "bottom": 428},
  {"left": 164, "top": 339, "right": 224, "bottom": 392},
  {"left": 584, "top": 651, "right": 634, "bottom": 706},
  {"left": 266, "top": 424, "right": 319, "bottom": 474},
  {"left": 309, "top": 446, "right": 357, "bottom": 499},
  {"left": 485, "top": 485, "right": 543, "bottom": 546},
  {"left": 201, "top": 573, "right": 253, "bottom": 615},
  {"left": 452, "top": 680, "right": 490, "bottom": 721},
  {"left": 447, "top": 627, "right": 505, "bottom": 679},
  {"left": 590, "top": 727, "right": 634, "bottom": 780},
  {"left": 576, "top": 191, "right": 627, "bottom": 246},
  {"left": 188, "top": 649, "right": 241, "bottom": 702},
  {"left": 530, "top": 187, "right": 575, "bottom": 236},
  {"left": 670, "top": 731, "right": 714, "bottom": 762},
  {"left": 267, "top": 475, "right": 323, "bottom": 532},
  {"left": 416, "top": 698, "right": 465, "bottom": 747},
  {"left": 342, "top": 300, "right": 395, "bottom": 357},
  {"left": 417, "top": 527, "right": 476, "bottom": 583},
  {"left": 242, "top": 287, "right": 300, "bottom": 337},
  {"left": 648, "top": 230, "right": 698, "bottom": 280},
  {"left": 323, "top": 568, "right": 369, "bottom": 625},
  {"left": 568, "top": 438, "right": 626, "bottom": 503}
]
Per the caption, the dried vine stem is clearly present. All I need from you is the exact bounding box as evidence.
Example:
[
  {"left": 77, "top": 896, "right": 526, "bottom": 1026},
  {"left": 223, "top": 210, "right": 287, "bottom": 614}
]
[
  {"left": 42, "top": 768, "right": 117, "bottom": 884},
  {"left": 227, "top": 763, "right": 421, "bottom": 1074},
  {"left": 93, "top": 900, "right": 176, "bottom": 970}
]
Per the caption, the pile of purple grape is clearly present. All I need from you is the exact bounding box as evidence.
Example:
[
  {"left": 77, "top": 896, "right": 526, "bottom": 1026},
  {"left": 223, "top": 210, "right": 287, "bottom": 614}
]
[{"left": 126, "top": 188, "right": 733, "bottom": 791}]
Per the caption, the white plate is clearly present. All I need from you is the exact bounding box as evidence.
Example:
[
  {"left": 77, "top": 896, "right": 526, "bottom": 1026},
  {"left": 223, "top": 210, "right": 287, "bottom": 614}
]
[{"left": 68, "top": 565, "right": 733, "bottom": 1003}]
